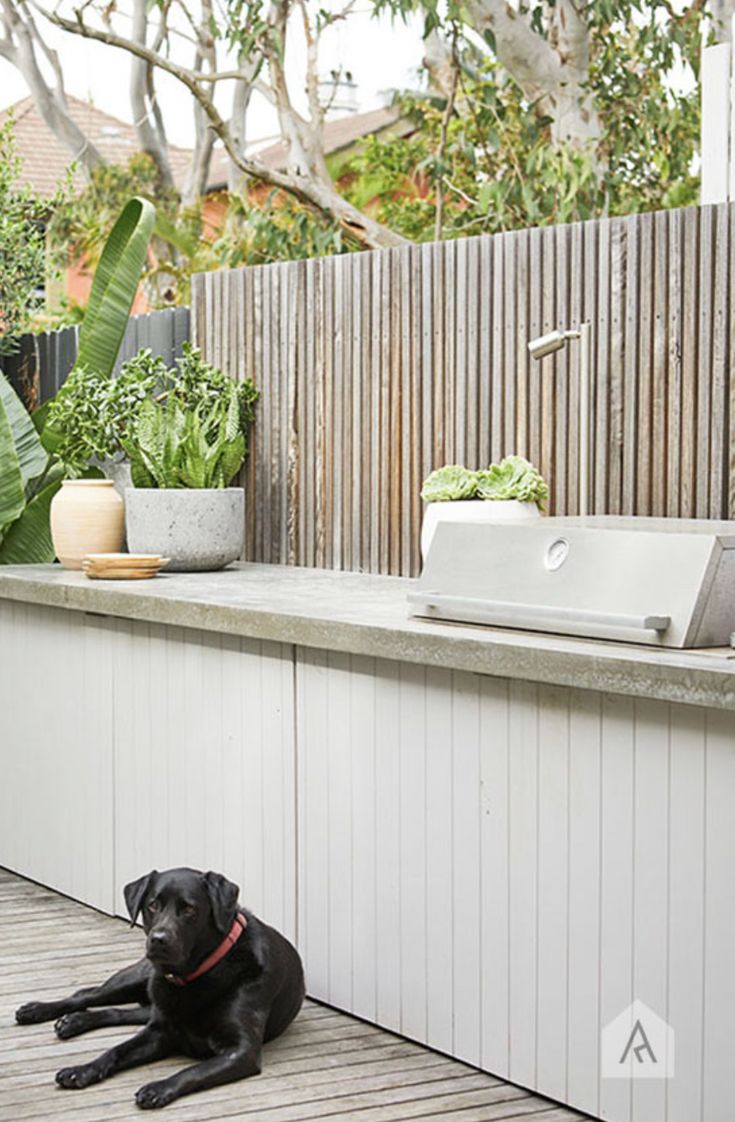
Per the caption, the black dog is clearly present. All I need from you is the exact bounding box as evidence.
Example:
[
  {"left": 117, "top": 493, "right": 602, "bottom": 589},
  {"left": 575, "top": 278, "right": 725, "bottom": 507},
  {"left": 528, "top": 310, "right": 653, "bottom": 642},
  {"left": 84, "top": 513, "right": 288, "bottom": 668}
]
[{"left": 15, "top": 867, "right": 305, "bottom": 1109}]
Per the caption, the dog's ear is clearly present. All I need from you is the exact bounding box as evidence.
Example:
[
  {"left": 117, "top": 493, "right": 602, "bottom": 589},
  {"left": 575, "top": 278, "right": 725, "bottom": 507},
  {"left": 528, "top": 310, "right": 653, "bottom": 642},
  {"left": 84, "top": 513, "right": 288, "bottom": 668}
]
[
  {"left": 202, "top": 871, "right": 240, "bottom": 934},
  {"left": 123, "top": 871, "right": 158, "bottom": 927}
]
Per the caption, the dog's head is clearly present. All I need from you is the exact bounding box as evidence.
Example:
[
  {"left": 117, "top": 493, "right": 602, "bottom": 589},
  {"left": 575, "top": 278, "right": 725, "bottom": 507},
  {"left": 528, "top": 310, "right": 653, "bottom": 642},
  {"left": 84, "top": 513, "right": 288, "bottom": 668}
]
[{"left": 124, "top": 867, "right": 240, "bottom": 973}]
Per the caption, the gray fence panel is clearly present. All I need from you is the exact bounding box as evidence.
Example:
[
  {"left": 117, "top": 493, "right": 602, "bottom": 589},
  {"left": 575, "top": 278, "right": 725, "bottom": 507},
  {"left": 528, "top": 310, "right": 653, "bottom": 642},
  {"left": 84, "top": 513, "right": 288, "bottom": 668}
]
[{"left": 1, "top": 307, "right": 191, "bottom": 408}]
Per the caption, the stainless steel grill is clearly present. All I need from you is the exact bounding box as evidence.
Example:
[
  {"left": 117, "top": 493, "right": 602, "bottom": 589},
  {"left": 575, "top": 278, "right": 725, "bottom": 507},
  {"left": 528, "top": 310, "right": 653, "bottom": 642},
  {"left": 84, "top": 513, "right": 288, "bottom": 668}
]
[{"left": 408, "top": 516, "right": 735, "bottom": 648}]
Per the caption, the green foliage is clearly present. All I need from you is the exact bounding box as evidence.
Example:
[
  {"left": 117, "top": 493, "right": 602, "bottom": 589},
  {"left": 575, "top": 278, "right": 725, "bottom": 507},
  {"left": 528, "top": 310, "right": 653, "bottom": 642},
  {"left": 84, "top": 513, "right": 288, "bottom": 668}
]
[
  {"left": 46, "top": 157, "right": 346, "bottom": 313},
  {"left": 208, "top": 191, "right": 345, "bottom": 268},
  {"left": 421, "top": 456, "right": 548, "bottom": 504},
  {"left": 38, "top": 0, "right": 708, "bottom": 284},
  {"left": 0, "top": 371, "right": 64, "bottom": 564},
  {"left": 475, "top": 456, "right": 549, "bottom": 506},
  {"left": 76, "top": 197, "right": 156, "bottom": 378},
  {"left": 0, "top": 118, "right": 68, "bottom": 355},
  {"left": 46, "top": 350, "right": 166, "bottom": 473},
  {"left": 47, "top": 343, "right": 258, "bottom": 478},
  {"left": 168, "top": 344, "right": 259, "bottom": 438},
  {"left": 421, "top": 465, "right": 479, "bottom": 501},
  {"left": 344, "top": 0, "right": 704, "bottom": 239},
  {"left": 122, "top": 388, "right": 246, "bottom": 490},
  {"left": 49, "top": 155, "right": 177, "bottom": 258}
]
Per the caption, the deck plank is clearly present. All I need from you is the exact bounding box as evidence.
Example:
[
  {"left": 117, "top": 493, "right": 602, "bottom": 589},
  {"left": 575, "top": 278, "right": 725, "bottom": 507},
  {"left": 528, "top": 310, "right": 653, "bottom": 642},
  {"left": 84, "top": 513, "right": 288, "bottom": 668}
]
[{"left": 0, "top": 871, "right": 592, "bottom": 1122}]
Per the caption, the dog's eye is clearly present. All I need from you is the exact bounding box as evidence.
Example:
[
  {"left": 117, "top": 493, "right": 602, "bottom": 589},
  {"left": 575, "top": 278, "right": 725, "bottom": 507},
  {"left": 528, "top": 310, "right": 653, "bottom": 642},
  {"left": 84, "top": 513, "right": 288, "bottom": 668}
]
[
  {"left": 147, "top": 900, "right": 160, "bottom": 913},
  {"left": 181, "top": 904, "right": 196, "bottom": 917}
]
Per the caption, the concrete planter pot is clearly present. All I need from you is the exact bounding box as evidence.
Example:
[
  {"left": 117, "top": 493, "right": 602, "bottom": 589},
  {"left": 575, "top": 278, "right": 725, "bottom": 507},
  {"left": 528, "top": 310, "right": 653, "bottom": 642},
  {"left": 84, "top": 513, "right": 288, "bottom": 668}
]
[
  {"left": 125, "top": 488, "right": 245, "bottom": 572},
  {"left": 420, "top": 498, "right": 541, "bottom": 560}
]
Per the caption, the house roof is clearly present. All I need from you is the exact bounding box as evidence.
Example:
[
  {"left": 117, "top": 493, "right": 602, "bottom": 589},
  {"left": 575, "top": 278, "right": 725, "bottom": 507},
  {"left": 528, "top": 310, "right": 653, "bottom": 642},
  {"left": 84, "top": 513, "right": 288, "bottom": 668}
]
[
  {"left": 201, "top": 106, "right": 404, "bottom": 191},
  {"left": 0, "top": 94, "right": 195, "bottom": 199},
  {"left": 208, "top": 105, "right": 404, "bottom": 185},
  {"left": 1, "top": 95, "right": 403, "bottom": 199}
]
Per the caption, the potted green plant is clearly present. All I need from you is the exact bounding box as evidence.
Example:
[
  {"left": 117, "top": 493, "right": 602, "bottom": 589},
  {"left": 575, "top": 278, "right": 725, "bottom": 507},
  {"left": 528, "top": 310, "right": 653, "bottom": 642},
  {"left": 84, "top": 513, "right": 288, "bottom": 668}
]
[
  {"left": 420, "top": 455, "right": 548, "bottom": 558},
  {"left": 122, "top": 375, "right": 253, "bottom": 571}
]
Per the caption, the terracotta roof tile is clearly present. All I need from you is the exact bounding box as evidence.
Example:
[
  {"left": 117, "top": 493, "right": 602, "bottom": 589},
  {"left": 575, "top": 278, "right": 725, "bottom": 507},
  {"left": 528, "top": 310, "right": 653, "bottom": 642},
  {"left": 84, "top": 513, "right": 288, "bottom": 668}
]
[
  {"left": 1, "top": 96, "right": 404, "bottom": 199},
  {"left": 243, "top": 106, "right": 403, "bottom": 177},
  {"left": 0, "top": 94, "right": 193, "bottom": 199}
]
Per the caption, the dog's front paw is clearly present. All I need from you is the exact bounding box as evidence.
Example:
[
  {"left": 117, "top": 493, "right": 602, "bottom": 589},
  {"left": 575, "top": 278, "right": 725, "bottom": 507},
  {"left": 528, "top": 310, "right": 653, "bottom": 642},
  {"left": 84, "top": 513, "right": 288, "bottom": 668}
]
[
  {"left": 55, "top": 1012, "right": 90, "bottom": 1039},
  {"left": 16, "top": 1001, "right": 53, "bottom": 1025},
  {"left": 135, "top": 1080, "right": 176, "bottom": 1109},
  {"left": 56, "top": 1063, "right": 101, "bottom": 1089}
]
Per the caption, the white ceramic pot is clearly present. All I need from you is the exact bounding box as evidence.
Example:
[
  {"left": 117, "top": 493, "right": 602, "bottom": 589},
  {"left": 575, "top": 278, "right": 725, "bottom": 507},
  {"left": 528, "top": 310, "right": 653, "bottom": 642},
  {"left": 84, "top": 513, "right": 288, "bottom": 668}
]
[
  {"left": 420, "top": 498, "right": 541, "bottom": 560},
  {"left": 50, "top": 479, "right": 125, "bottom": 570},
  {"left": 125, "top": 487, "right": 245, "bottom": 572}
]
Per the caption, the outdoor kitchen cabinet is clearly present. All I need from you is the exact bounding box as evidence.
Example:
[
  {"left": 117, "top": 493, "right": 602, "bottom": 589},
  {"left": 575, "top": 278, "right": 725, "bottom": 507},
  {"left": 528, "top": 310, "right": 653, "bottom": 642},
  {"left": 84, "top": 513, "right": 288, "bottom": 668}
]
[{"left": 1, "top": 563, "right": 734, "bottom": 1122}]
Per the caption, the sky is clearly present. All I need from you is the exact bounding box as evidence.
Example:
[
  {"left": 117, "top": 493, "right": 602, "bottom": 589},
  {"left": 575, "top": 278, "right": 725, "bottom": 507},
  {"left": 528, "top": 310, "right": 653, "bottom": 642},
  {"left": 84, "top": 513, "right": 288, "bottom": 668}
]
[{"left": 0, "top": 3, "right": 427, "bottom": 151}]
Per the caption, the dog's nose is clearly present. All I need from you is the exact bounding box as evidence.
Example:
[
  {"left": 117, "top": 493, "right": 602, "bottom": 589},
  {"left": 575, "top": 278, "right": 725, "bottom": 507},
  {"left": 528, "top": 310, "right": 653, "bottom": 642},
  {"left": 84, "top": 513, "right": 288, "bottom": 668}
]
[{"left": 148, "top": 930, "right": 171, "bottom": 949}]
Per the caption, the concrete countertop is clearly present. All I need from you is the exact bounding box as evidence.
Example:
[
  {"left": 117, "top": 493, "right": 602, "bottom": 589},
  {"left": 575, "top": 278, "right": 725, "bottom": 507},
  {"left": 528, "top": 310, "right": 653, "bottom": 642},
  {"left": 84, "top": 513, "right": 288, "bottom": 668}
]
[{"left": 1, "top": 563, "right": 735, "bottom": 710}]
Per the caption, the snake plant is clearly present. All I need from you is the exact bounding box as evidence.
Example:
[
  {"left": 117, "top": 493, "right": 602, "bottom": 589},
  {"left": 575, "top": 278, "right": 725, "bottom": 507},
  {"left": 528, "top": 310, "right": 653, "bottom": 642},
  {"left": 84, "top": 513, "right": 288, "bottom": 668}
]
[{"left": 123, "top": 382, "right": 246, "bottom": 489}]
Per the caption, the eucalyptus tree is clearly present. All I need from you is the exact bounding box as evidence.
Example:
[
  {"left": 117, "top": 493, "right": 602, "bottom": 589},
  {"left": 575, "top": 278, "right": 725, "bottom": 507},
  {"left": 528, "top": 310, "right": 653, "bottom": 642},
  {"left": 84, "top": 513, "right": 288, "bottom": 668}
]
[{"left": 1, "top": 0, "right": 407, "bottom": 249}]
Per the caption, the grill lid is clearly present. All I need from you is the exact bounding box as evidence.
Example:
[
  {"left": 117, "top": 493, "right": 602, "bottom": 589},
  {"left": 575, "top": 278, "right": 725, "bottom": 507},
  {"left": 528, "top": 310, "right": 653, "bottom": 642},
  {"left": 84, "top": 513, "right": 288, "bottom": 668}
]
[{"left": 408, "top": 516, "right": 735, "bottom": 648}]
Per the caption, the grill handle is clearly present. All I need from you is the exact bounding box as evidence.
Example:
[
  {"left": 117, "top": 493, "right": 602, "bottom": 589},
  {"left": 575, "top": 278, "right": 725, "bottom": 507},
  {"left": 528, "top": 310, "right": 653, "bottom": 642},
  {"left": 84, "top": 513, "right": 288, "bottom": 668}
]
[{"left": 407, "top": 592, "right": 671, "bottom": 636}]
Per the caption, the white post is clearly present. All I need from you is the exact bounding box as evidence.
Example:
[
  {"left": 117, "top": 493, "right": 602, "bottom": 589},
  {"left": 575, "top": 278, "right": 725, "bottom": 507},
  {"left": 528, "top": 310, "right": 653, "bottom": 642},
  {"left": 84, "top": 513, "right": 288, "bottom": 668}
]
[{"left": 701, "top": 40, "right": 732, "bottom": 204}]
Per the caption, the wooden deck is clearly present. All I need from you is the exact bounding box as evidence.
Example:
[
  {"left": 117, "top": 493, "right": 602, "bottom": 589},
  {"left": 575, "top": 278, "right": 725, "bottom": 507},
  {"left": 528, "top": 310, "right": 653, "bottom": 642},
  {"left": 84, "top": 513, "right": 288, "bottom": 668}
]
[{"left": 0, "top": 870, "right": 589, "bottom": 1122}]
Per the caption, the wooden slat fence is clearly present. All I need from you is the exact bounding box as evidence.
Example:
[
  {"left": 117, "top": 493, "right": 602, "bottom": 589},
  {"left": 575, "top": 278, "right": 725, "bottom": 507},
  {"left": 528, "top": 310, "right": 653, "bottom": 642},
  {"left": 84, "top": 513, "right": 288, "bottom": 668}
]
[
  {"left": 192, "top": 202, "right": 735, "bottom": 578},
  {"left": 1, "top": 306, "right": 191, "bottom": 409}
]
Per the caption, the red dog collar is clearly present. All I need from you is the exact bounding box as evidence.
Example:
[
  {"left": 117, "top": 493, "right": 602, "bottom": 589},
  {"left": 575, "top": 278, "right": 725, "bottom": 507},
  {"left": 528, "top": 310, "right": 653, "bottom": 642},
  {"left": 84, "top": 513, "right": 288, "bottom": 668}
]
[{"left": 164, "top": 914, "right": 247, "bottom": 986}]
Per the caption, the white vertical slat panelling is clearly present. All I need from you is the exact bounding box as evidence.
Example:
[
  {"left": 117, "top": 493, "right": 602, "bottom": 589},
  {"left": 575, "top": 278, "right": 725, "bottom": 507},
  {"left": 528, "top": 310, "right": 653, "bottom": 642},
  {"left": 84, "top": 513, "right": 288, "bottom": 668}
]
[
  {"left": 297, "top": 647, "right": 329, "bottom": 994},
  {"left": 666, "top": 707, "right": 706, "bottom": 1122},
  {"left": 398, "top": 661, "right": 428, "bottom": 1044},
  {"left": 451, "top": 670, "right": 482, "bottom": 1066},
  {"left": 296, "top": 650, "right": 735, "bottom": 1122},
  {"left": 0, "top": 602, "right": 114, "bottom": 913},
  {"left": 599, "top": 695, "right": 636, "bottom": 1122},
  {"left": 374, "top": 658, "right": 402, "bottom": 1032},
  {"left": 350, "top": 655, "right": 378, "bottom": 1023},
  {"left": 508, "top": 679, "right": 540, "bottom": 1087},
  {"left": 326, "top": 650, "right": 353, "bottom": 1009},
  {"left": 4, "top": 602, "right": 735, "bottom": 1122},
  {"left": 702, "top": 709, "right": 735, "bottom": 1122},
  {"left": 566, "top": 689, "right": 603, "bottom": 1115},
  {"left": 424, "top": 665, "right": 454, "bottom": 1053},
  {"left": 535, "top": 684, "right": 570, "bottom": 1104},
  {"left": 479, "top": 677, "right": 511, "bottom": 1077},
  {"left": 631, "top": 700, "right": 670, "bottom": 1122},
  {"left": 112, "top": 623, "right": 296, "bottom": 939}
]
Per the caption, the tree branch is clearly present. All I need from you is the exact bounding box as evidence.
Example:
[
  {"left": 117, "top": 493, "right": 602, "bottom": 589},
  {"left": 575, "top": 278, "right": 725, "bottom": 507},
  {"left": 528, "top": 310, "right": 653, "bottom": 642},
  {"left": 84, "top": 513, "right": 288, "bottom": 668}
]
[
  {"left": 463, "top": 0, "right": 564, "bottom": 110},
  {"left": 37, "top": 3, "right": 407, "bottom": 248},
  {"left": 463, "top": 0, "right": 599, "bottom": 145},
  {"left": 4, "top": 1, "right": 102, "bottom": 174},
  {"left": 130, "top": 0, "right": 175, "bottom": 189}
]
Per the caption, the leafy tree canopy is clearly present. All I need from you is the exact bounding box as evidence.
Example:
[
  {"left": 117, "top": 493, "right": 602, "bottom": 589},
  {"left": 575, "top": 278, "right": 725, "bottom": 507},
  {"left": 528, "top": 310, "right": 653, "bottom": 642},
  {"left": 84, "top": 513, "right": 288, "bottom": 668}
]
[{"left": 0, "top": 118, "right": 68, "bottom": 352}]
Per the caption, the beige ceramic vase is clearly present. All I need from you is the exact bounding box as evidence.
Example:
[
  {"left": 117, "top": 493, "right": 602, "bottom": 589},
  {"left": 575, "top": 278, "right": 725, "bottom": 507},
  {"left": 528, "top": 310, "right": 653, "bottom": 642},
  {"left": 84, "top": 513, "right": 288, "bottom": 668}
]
[{"left": 50, "top": 480, "right": 125, "bottom": 570}]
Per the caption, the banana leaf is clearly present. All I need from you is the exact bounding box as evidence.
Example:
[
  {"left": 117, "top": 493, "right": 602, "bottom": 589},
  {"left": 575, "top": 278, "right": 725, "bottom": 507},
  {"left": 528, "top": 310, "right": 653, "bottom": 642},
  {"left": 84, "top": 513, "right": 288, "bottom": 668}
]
[
  {"left": 76, "top": 196, "right": 156, "bottom": 378},
  {"left": 0, "top": 373, "right": 47, "bottom": 486},
  {"left": 0, "top": 386, "right": 25, "bottom": 532},
  {"left": 0, "top": 478, "right": 61, "bottom": 564}
]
